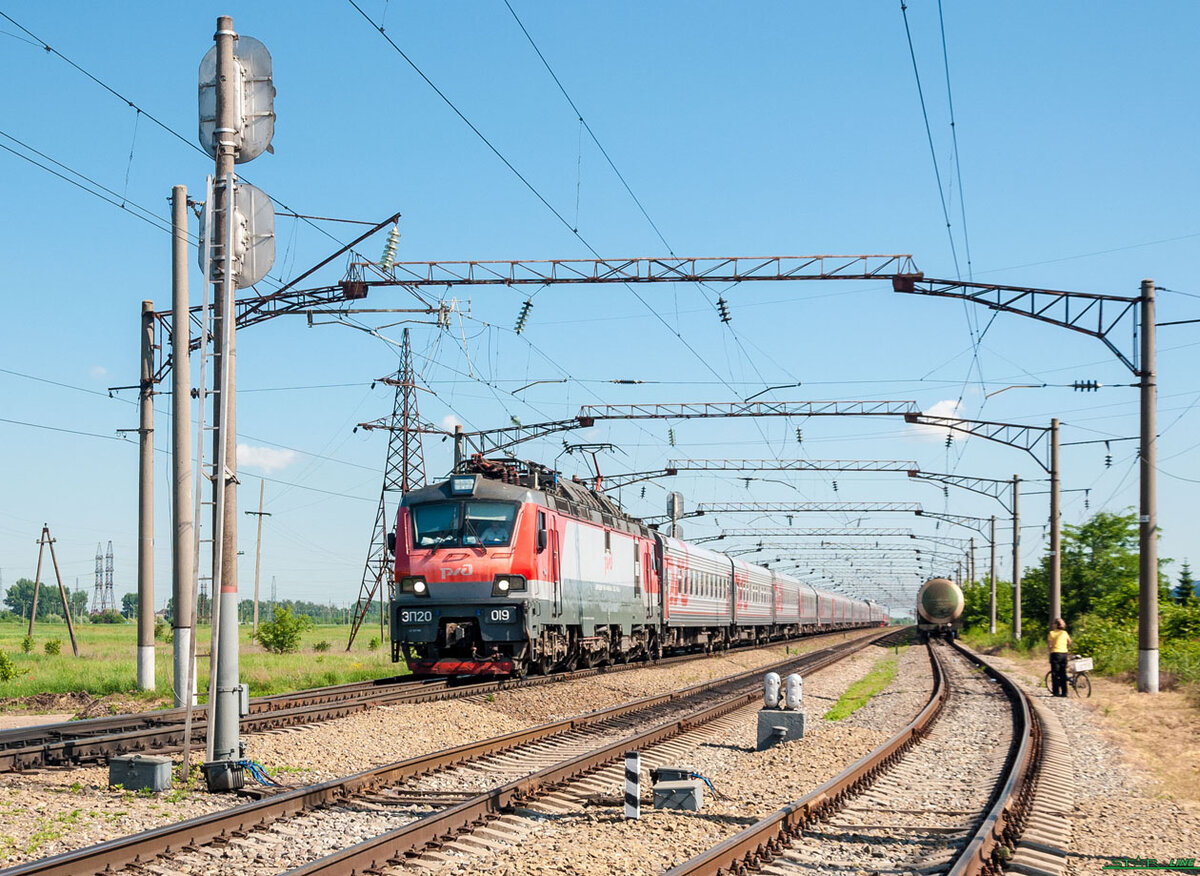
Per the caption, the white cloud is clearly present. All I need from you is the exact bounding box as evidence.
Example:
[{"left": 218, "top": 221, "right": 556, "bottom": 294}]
[
  {"left": 237, "top": 444, "right": 298, "bottom": 473},
  {"left": 89, "top": 365, "right": 108, "bottom": 380},
  {"left": 439, "top": 414, "right": 461, "bottom": 432},
  {"left": 909, "top": 399, "right": 963, "bottom": 440}
]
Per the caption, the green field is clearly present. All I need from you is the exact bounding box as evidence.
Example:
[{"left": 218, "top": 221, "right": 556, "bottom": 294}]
[{"left": 0, "top": 619, "right": 407, "bottom": 709}]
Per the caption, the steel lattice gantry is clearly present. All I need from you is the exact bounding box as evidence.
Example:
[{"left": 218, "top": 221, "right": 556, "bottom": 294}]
[
  {"left": 694, "top": 528, "right": 915, "bottom": 544},
  {"left": 144, "top": 244, "right": 1157, "bottom": 690},
  {"left": 668, "top": 458, "right": 919, "bottom": 472},
  {"left": 696, "top": 501, "right": 922, "bottom": 514},
  {"left": 444, "top": 401, "right": 921, "bottom": 457}
]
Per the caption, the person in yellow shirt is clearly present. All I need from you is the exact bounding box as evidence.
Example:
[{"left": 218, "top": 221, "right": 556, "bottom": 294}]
[{"left": 1047, "top": 618, "right": 1072, "bottom": 697}]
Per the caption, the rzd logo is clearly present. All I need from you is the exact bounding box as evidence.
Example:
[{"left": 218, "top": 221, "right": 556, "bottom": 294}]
[{"left": 440, "top": 564, "right": 474, "bottom": 580}]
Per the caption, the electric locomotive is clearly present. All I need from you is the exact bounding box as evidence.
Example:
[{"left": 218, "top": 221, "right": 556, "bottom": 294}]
[{"left": 390, "top": 456, "right": 884, "bottom": 677}]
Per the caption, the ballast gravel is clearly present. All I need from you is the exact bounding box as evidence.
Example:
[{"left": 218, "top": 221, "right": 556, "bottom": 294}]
[
  {"left": 968, "top": 648, "right": 1200, "bottom": 876},
  {"left": 0, "top": 631, "right": 873, "bottom": 867},
  {"left": 429, "top": 640, "right": 933, "bottom": 876}
]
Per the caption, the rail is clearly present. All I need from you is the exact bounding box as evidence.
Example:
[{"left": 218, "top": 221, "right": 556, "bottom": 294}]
[
  {"left": 2, "top": 632, "right": 887, "bottom": 876},
  {"left": 663, "top": 639, "right": 1039, "bottom": 876},
  {"left": 0, "top": 628, "right": 877, "bottom": 773}
]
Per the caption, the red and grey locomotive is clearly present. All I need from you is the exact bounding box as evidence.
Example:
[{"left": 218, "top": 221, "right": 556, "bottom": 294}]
[{"left": 390, "top": 457, "right": 885, "bottom": 677}]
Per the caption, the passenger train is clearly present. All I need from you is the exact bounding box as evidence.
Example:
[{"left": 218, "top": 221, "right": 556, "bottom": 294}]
[{"left": 389, "top": 457, "right": 887, "bottom": 677}]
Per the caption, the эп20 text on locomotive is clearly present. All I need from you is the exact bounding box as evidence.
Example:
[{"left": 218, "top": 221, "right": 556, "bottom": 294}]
[{"left": 389, "top": 457, "right": 885, "bottom": 677}]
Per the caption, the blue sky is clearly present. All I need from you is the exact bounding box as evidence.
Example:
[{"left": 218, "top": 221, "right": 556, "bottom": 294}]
[{"left": 1, "top": 2, "right": 1197, "bottom": 615}]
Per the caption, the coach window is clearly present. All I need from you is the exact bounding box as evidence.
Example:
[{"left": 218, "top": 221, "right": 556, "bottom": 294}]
[{"left": 634, "top": 544, "right": 642, "bottom": 596}]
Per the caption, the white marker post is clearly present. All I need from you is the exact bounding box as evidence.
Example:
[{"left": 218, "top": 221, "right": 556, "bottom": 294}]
[{"left": 624, "top": 751, "right": 640, "bottom": 819}]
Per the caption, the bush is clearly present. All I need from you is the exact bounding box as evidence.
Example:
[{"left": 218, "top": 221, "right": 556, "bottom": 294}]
[
  {"left": 91, "top": 610, "right": 125, "bottom": 624},
  {"left": 20, "top": 635, "right": 33, "bottom": 654},
  {"left": 255, "top": 607, "right": 314, "bottom": 654},
  {"left": 154, "top": 619, "right": 169, "bottom": 641},
  {"left": 44, "top": 639, "right": 62, "bottom": 656},
  {"left": 313, "top": 640, "right": 330, "bottom": 652},
  {"left": 1073, "top": 612, "right": 1138, "bottom": 676},
  {"left": 0, "top": 651, "right": 15, "bottom": 681},
  {"left": 368, "top": 636, "right": 380, "bottom": 652}
]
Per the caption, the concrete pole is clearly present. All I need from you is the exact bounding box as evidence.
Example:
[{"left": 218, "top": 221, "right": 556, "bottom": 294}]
[
  {"left": 1138, "top": 279, "right": 1159, "bottom": 693},
  {"left": 171, "top": 185, "right": 195, "bottom": 708},
  {"left": 1049, "top": 417, "right": 1062, "bottom": 624},
  {"left": 1011, "top": 475, "right": 1021, "bottom": 641},
  {"left": 969, "top": 537, "right": 976, "bottom": 586},
  {"left": 208, "top": 15, "right": 243, "bottom": 783},
  {"left": 138, "top": 300, "right": 156, "bottom": 690},
  {"left": 989, "top": 515, "right": 997, "bottom": 635}
]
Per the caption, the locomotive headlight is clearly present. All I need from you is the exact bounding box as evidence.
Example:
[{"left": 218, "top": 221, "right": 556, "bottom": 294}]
[
  {"left": 400, "top": 576, "right": 429, "bottom": 597},
  {"left": 492, "top": 575, "right": 526, "bottom": 596}
]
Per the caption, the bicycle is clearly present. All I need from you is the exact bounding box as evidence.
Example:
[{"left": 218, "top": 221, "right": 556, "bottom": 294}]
[{"left": 1044, "top": 654, "right": 1092, "bottom": 697}]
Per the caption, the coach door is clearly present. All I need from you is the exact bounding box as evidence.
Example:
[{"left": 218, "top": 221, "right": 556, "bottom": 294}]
[{"left": 550, "top": 527, "right": 563, "bottom": 617}]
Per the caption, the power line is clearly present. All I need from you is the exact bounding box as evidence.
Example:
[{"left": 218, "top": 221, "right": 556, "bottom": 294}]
[
  {"left": 345, "top": 2, "right": 769, "bottom": 418},
  {"left": 0, "top": 415, "right": 131, "bottom": 443},
  {"left": 0, "top": 10, "right": 348, "bottom": 253},
  {"left": 899, "top": 1, "right": 983, "bottom": 476},
  {"left": 501, "top": 0, "right": 674, "bottom": 257},
  {"left": 936, "top": 0, "right": 972, "bottom": 281},
  {"left": 0, "top": 130, "right": 174, "bottom": 235},
  {"left": 899, "top": 1, "right": 961, "bottom": 279},
  {"left": 498, "top": 4, "right": 798, "bottom": 469}
]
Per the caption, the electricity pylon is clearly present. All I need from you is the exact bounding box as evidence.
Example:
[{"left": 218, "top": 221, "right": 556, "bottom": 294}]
[{"left": 347, "top": 328, "right": 426, "bottom": 651}]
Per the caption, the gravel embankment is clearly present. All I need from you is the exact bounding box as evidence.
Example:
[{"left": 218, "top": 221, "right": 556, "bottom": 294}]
[
  {"left": 0, "top": 631, "right": 876, "bottom": 867},
  {"left": 967, "top": 647, "right": 1200, "bottom": 876},
  {"left": 431, "top": 640, "right": 933, "bottom": 875},
  {"left": 744, "top": 645, "right": 1013, "bottom": 874}
]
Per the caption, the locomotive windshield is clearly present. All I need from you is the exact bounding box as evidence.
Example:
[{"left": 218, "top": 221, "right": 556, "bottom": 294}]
[{"left": 411, "top": 500, "right": 518, "bottom": 548}]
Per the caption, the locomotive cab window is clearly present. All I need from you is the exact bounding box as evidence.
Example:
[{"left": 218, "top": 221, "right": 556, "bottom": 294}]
[
  {"left": 410, "top": 500, "right": 518, "bottom": 548},
  {"left": 411, "top": 502, "right": 460, "bottom": 548},
  {"left": 463, "top": 501, "right": 518, "bottom": 546}
]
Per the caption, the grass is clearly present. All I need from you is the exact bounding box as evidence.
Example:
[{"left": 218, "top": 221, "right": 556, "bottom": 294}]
[
  {"left": 0, "top": 618, "right": 407, "bottom": 707},
  {"left": 824, "top": 648, "right": 902, "bottom": 721}
]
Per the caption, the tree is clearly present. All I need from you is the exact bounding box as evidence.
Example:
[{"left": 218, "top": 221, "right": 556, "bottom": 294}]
[
  {"left": 121, "top": 592, "right": 138, "bottom": 619},
  {"left": 4, "top": 578, "right": 73, "bottom": 621},
  {"left": 70, "top": 590, "right": 89, "bottom": 620},
  {"left": 254, "top": 607, "right": 313, "bottom": 654},
  {"left": 4, "top": 579, "right": 37, "bottom": 618},
  {"left": 1018, "top": 511, "right": 1153, "bottom": 639},
  {"left": 961, "top": 576, "right": 1012, "bottom": 632},
  {"left": 1174, "top": 562, "right": 1196, "bottom": 605}
]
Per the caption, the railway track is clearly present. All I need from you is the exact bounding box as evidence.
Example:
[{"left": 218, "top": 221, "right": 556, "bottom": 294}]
[
  {"left": 0, "top": 628, "right": 876, "bottom": 773},
  {"left": 0, "top": 630, "right": 888, "bottom": 876},
  {"left": 664, "top": 639, "right": 1043, "bottom": 876}
]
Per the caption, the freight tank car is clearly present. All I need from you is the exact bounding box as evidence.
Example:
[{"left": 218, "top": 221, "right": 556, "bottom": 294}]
[
  {"left": 915, "top": 576, "right": 964, "bottom": 641},
  {"left": 389, "top": 456, "right": 882, "bottom": 677}
]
